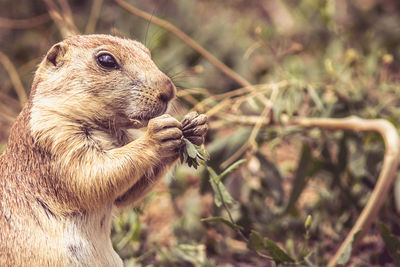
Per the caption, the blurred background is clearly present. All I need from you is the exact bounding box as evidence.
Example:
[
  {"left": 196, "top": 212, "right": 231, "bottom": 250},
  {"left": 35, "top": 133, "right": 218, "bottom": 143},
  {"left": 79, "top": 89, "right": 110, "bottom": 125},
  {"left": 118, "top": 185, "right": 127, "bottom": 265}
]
[{"left": 2, "top": 0, "right": 400, "bottom": 266}]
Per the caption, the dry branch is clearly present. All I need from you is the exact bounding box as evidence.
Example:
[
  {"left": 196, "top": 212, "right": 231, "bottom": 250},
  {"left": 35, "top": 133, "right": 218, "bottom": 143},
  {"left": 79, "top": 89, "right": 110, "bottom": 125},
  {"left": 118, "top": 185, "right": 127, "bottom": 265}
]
[
  {"left": 221, "top": 93, "right": 275, "bottom": 168},
  {"left": 0, "top": 14, "right": 50, "bottom": 29},
  {"left": 0, "top": 51, "right": 27, "bottom": 107},
  {"left": 43, "top": 0, "right": 79, "bottom": 38},
  {"left": 85, "top": 0, "right": 103, "bottom": 34},
  {"left": 114, "top": 0, "right": 253, "bottom": 90},
  {"left": 219, "top": 83, "right": 281, "bottom": 168},
  {"left": 218, "top": 114, "right": 399, "bottom": 264},
  {"left": 219, "top": 114, "right": 272, "bottom": 127},
  {"left": 293, "top": 117, "right": 400, "bottom": 267}
]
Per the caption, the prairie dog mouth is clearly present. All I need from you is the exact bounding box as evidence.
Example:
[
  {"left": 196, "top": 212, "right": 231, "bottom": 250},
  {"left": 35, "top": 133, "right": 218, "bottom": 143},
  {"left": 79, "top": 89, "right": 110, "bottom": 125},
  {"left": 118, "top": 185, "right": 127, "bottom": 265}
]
[
  {"left": 127, "top": 103, "right": 169, "bottom": 128},
  {"left": 127, "top": 112, "right": 163, "bottom": 128},
  {"left": 128, "top": 118, "right": 149, "bottom": 128}
]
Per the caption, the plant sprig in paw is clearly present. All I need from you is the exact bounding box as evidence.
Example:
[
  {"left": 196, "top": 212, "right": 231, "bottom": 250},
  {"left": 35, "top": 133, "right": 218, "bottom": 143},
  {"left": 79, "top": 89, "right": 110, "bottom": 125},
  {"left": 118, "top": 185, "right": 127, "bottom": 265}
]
[{"left": 179, "top": 112, "right": 209, "bottom": 168}]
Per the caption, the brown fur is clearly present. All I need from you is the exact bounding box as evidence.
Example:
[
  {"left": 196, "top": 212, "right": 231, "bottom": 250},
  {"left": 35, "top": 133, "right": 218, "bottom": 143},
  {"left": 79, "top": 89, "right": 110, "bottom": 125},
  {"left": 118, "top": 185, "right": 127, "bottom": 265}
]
[{"left": 0, "top": 34, "right": 207, "bottom": 266}]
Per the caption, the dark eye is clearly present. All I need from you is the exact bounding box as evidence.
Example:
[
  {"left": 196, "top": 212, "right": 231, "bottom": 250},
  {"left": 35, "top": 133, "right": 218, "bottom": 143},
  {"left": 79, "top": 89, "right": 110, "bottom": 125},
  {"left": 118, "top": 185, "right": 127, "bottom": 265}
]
[{"left": 96, "top": 53, "right": 119, "bottom": 69}]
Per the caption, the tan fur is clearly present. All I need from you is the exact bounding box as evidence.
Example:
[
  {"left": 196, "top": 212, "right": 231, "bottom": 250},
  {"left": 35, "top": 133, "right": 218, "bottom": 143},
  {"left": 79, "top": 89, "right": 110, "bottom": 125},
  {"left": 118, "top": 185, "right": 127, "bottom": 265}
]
[{"left": 0, "top": 34, "right": 207, "bottom": 266}]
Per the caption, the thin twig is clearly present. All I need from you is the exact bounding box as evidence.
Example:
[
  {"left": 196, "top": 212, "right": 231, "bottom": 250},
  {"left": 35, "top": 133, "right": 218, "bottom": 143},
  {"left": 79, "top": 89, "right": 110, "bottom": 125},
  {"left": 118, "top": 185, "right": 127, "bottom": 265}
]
[
  {"left": 179, "top": 94, "right": 201, "bottom": 107},
  {"left": 57, "top": 0, "right": 74, "bottom": 18},
  {"left": 0, "top": 57, "right": 41, "bottom": 98},
  {"left": 221, "top": 84, "right": 280, "bottom": 168},
  {"left": 113, "top": 0, "right": 261, "bottom": 97},
  {"left": 176, "top": 88, "right": 209, "bottom": 97},
  {"left": 0, "top": 51, "right": 27, "bottom": 107},
  {"left": 0, "top": 14, "right": 50, "bottom": 29},
  {"left": 192, "top": 81, "right": 288, "bottom": 113},
  {"left": 0, "top": 91, "right": 21, "bottom": 111},
  {"left": 18, "top": 57, "right": 42, "bottom": 75},
  {"left": 230, "top": 81, "right": 288, "bottom": 113},
  {"left": 292, "top": 117, "right": 399, "bottom": 267},
  {"left": 85, "top": 0, "right": 103, "bottom": 34},
  {"left": 220, "top": 114, "right": 272, "bottom": 127},
  {"left": 43, "top": 0, "right": 79, "bottom": 38},
  {"left": 221, "top": 106, "right": 271, "bottom": 169},
  {"left": 205, "top": 99, "right": 231, "bottom": 118},
  {"left": 0, "top": 103, "right": 17, "bottom": 123}
]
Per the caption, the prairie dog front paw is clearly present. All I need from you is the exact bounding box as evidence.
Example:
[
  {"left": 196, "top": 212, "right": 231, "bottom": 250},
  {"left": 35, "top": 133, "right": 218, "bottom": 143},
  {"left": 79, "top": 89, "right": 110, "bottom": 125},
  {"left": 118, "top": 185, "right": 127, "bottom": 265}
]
[
  {"left": 145, "top": 114, "right": 183, "bottom": 157},
  {"left": 181, "top": 112, "right": 208, "bottom": 146}
]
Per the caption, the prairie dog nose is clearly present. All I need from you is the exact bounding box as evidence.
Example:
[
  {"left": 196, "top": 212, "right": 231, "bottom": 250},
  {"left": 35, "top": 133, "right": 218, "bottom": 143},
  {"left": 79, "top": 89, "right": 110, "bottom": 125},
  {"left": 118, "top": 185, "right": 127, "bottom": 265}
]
[{"left": 157, "top": 79, "right": 176, "bottom": 103}]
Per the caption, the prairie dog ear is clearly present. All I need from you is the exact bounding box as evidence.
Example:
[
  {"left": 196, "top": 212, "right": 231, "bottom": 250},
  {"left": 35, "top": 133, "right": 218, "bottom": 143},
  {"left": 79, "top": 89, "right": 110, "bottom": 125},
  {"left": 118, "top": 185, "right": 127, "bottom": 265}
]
[{"left": 46, "top": 43, "right": 68, "bottom": 67}]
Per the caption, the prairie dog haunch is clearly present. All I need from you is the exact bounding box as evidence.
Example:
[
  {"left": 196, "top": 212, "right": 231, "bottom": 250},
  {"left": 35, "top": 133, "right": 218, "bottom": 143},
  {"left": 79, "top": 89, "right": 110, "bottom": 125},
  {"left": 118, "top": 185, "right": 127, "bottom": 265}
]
[{"left": 0, "top": 34, "right": 207, "bottom": 266}]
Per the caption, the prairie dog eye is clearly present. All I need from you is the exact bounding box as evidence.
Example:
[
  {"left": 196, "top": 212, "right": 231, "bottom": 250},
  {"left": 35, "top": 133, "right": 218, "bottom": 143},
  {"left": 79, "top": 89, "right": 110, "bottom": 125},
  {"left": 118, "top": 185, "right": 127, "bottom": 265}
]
[{"left": 96, "top": 53, "right": 119, "bottom": 69}]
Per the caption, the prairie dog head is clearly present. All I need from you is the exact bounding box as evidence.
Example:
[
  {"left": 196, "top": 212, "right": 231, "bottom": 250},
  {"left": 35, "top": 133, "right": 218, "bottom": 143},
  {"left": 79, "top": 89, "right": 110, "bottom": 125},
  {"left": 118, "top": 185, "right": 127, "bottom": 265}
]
[{"left": 31, "top": 34, "right": 175, "bottom": 130}]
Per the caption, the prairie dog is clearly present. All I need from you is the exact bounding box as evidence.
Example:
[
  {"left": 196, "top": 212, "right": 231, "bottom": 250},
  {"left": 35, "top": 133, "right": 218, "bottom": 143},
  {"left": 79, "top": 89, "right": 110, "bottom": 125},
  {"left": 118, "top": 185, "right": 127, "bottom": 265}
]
[{"left": 0, "top": 34, "right": 208, "bottom": 266}]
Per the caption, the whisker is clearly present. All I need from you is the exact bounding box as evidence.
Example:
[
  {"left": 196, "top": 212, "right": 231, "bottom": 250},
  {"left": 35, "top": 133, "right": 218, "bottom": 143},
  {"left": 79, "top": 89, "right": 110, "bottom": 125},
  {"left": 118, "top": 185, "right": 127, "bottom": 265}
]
[
  {"left": 148, "top": 27, "right": 166, "bottom": 52},
  {"left": 168, "top": 99, "right": 186, "bottom": 118},
  {"left": 144, "top": 6, "right": 158, "bottom": 47}
]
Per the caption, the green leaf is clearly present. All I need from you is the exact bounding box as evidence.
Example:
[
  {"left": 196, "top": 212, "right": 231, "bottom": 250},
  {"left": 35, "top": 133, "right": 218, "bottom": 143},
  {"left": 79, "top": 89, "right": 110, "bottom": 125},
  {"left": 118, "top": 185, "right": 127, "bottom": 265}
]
[
  {"left": 196, "top": 144, "right": 210, "bottom": 162},
  {"left": 209, "top": 177, "right": 222, "bottom": 207},
  {"left": 207, "top": 166, "right": 219, "bottom": 179},
  {"left": 183, "top": 138, "right": 198, "bottom": 159},
  {"left": 381, "top": 224, "right": 400, "bottom": 265},
  {"left": 180, "top": 138, "right": 209, "bottom": 169},
  {"left": 305, "top": 215, "right": 312, "bottom": 231},
  {"left": 283, "top": 142, "right": 313, "bottom": 214},
  {"left": 201, "top": 216, "right": 243, "bottom": 231},
  {"left": 248, "top": 231, "right": 295, "bottom": 264},
  {"left": 179, "top": 144, "right": 188, "bottom": 164},
  {"left": 255, "top": 152, "right": 285, "bottom": 204},
  {"left": 172, "top": 244, "right": 207, "bottom": 266},
  {"left": 264, "top": 237, "right": 295, "bottom": 263},
  {"left": 217, "top": 159, "right": 246, "bottom": 182},
  {"left": 248, "top": 230, "right": 266, "bottom": 251},
  {"left": 208, "top": 170, "right": 235, "bottom": 207},
  {"left": 336, "top": 230, "right": 361, "bottom": 265},
  {"left": 307, "top": 84, "right": 324, "bottom": 110},
  {"left": 206, "top": 161, "right": 243, "bottom": 207},
  {"left": 216, "top": 180, "right": 235, "bottom": 205}
]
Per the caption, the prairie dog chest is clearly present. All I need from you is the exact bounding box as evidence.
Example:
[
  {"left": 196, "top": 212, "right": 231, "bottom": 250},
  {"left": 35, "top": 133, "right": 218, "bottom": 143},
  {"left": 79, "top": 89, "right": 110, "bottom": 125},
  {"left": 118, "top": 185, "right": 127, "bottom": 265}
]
[{"left": 59, "top": 205, "right": 121, "bottom": 266}]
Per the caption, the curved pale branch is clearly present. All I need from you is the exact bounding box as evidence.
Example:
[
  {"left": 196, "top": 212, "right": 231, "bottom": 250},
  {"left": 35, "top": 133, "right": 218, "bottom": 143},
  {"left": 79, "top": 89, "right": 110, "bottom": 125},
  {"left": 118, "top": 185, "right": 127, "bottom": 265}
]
[
  {"left": 294, "top": 117, "right": 399, "bottom": 267},
  {"left": 219, "top": 114, "right": 399, "bottom": 264}
]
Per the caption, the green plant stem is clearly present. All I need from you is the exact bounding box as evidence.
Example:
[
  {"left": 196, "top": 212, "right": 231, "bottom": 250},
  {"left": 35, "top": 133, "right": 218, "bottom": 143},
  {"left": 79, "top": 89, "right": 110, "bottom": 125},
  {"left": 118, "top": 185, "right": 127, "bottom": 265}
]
[{"left": 211, "top": 165, "right": 249, "bottom": 243}]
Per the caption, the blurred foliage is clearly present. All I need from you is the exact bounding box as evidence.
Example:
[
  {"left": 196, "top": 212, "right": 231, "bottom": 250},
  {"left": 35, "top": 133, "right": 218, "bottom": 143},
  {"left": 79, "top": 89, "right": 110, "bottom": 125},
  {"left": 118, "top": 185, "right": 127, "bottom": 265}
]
[{"left": 2, "top": 0, "right": 400, "bottom": 266}]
